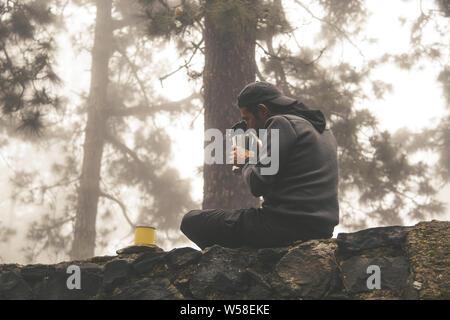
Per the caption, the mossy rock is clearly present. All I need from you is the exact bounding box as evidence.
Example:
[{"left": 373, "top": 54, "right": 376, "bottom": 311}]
[{"left": 404, "top": 220, "right": 450, "bottom": 299}]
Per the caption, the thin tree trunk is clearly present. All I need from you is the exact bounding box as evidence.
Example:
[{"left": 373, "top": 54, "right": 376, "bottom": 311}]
[
  {"left": 70, "top": 0, "right": 113, "bottom": 260},
  {"left": 203, "top": 0, "right": 260, "bottom": 210}
]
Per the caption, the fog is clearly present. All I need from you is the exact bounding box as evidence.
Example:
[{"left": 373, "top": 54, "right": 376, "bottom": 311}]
[{"left": 0, "top": 0, "right": 449, "bottom": 264}]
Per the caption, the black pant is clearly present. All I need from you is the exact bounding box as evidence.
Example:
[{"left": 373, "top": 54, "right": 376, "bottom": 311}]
[{"left": 180, "top": 207, "right": 334, "bottom": 250}]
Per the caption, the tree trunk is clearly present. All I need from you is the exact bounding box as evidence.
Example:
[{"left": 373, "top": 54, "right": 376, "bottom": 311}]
[
  {"left": 70, "top": 0, "right": 113, "bottom": 260},
  {"left": 203, "top": 0, "right": 261, "bottom": 210}
]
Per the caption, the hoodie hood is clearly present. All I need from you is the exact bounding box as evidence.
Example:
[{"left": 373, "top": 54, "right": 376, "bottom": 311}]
[{"left": 278, "top": 102, "right": 327, "bottom": 133}]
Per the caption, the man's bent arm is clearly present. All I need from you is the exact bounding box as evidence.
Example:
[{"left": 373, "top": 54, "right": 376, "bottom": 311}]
[{"left": 242, "top": 115, "right": 297, "bottom": 197}]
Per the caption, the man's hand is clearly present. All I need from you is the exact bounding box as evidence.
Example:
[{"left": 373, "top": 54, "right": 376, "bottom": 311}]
[{"left": 229, "top": 145, "right": 255, "bottom": 167}]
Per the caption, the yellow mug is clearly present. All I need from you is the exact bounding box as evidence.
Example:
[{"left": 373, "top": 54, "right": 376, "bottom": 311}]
[{"left": 134, "top": 226, "right": 156, "bottom": 245}]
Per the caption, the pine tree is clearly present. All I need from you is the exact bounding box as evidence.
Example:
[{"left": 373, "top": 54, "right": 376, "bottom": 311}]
[
  {"left": 68, "top": 0, "right": 201, "bottom": 259},
  {"left": 391, "top": 0, "right": 450, "bottom": 183},
  {"left": 0, "top": 0, "right": 60, "bottom": 138},
  {"left": 202, "top": 0, "right": 261, "bottom": 209},
  {"left": 3, "top": 0, "right": 200, "bottom": 262},
  {"left": 0, "top": 0, "right": 62, "bottom": 262},
  {"left": 139, "top": 0, "right": 448, "bottom": 230}
]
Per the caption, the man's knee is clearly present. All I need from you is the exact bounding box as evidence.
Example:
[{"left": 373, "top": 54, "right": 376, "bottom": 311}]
[{"left": 180, "top": 210, "right": 202, "bottom": 236}]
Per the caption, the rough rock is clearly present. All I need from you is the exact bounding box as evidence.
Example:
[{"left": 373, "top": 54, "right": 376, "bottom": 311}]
[
  {"left": 404, "top": 220, "right": 450, "bottom": 299},
  {"left": 33, "top": 262, "right": 103, "bottom": 300},
  {"left": 165, "top": 247, "right": 202, "bottom": 269},
  {"left": 112, "top": 277, "right": 183, "bottom": 300},
  {"left": 103, "top": 259, "right": 130, "bottom": 290},
  {"left": 0, "top": 220, "right": 448, "bottom": 300},
  {"left": 116, "top": 244, "right": 164, "bottom": 255},
  {"left": 341, "top": 256, "right": 409, "bottom": 294},
  {"left": 0, "top": 270, "right": 33, "bottom": 300},
  {"left": 189, "top": 245, "right": 254, "bottom": 299},
  {"left": 131, "top": 251, "right": 168, "bottom": 275},
  {"left": 274, "top": 240, "right": 340, "bottom": 299},
  {"left": 20, "top": 264, "right": 55, "bottom": 283},
  {"left": 336, "top": 226, "right": 410, "bottom": 258}
]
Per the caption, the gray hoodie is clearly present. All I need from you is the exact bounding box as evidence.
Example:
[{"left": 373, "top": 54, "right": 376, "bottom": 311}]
[{"left": 241, "top": 113, "right": 340, "bottom": 227}]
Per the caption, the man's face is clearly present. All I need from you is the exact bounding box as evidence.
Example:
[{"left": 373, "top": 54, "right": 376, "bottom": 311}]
[{"left": 239, "top": 104, "right": 271, "bottom": 130}]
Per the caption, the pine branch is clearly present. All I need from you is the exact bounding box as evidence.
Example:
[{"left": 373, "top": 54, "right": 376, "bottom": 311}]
[
  {"left": 104, "top": 132, "right": 160, "bottom": 218},
  {"left": 114, "top": 43, "right": 152, "bottom": 109},
  {"left": 104, "top": 131, "right": 157, "bottom": 185},
  {"left": 99, "top": 191, "right": 135, "bottom": 229},
  {"left": 111, "top": 18, "right": 136, "bottom": 31},
  {"left": 256, "top": 41, "right": 326, "bottom": 67},
  {"left": 265, "top": 33, "right": 291, "bottom": 96},
  {"left": 109, "top": 92, "right": 201, "bottom": 118},
  {"left": 293, "top": 0, "right": 365, "bottom": 58},
  {"left": 10, "top": 176, "right": 80, "bottom": 204},
  {"left": 158, "top": 37, "right": 204, "bottom": 85},
  {"left": 268, "top": 0, "right": 292, "bottom": 95}
]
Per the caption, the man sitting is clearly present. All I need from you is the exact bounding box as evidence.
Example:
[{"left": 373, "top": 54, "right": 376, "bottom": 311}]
[{"left": 180, "top": 81, "right": 339, "bottom": 250}]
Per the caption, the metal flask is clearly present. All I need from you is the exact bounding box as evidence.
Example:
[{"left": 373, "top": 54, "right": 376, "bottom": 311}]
[{"left": 229, "top": 121, "right": 255, "bottom": 175}]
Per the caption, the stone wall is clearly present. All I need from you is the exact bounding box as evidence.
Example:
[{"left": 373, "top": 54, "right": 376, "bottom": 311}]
[{"left": 0, "top": 220, "right": 448, "bottom": 300}]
